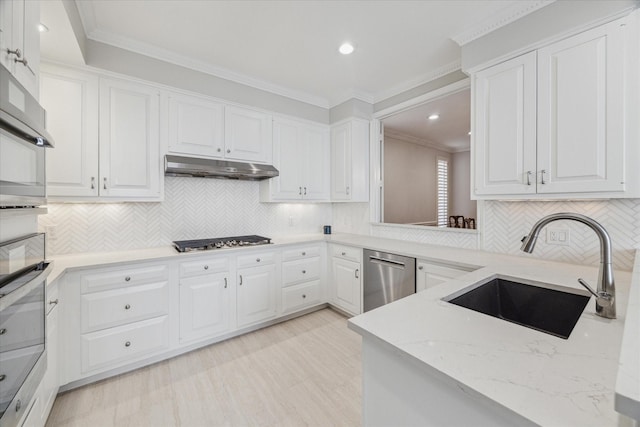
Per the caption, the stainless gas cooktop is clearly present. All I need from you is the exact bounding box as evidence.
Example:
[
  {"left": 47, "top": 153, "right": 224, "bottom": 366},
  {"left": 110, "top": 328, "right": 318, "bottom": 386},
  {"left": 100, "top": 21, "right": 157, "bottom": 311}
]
[{"left": 172, "top": 235, "right": 272, "bottom": 252}]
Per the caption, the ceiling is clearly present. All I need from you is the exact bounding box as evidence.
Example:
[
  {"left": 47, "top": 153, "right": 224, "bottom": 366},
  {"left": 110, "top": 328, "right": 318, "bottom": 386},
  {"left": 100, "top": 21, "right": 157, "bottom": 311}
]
[
  {"left": 39, "top": 0, "right": 551, "bottom": 108},
  {"left": 382, "top": 88, "right": 471, "bottom": 152}
]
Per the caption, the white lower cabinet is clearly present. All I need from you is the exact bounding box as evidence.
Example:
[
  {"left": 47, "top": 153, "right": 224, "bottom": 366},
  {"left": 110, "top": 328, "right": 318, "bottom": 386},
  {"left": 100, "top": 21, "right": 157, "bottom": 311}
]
[
  {"left": 416, "top": 260, "right": 475, "bottom": 292},
  {"left": 329, "top": 244, "right": 362, "bottom": 316},
  {"left": 281, "top": 245, "right": 323, "bottom": 314},
  {"left": 179, "top": 272, "right": 233, "bottom": 343},
  {"left": 237, "top": 263, "right": 278, "bottom": 327}
]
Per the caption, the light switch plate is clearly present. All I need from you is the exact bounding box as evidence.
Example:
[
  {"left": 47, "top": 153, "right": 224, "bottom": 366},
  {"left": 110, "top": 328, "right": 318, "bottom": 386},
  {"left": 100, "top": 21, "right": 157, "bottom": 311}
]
[{"left": 547, "top": 228, "right": 571, "bottom": 246}]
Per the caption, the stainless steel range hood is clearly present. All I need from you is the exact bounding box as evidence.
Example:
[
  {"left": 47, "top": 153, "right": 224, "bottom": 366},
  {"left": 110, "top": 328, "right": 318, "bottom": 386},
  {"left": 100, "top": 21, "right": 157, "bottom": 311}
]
[{"left": 164, "top": 155, "right": 279, "bottom": 181}]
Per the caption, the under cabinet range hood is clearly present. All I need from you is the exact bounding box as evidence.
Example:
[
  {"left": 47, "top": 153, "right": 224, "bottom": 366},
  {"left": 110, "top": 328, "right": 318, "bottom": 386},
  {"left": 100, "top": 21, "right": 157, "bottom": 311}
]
[{"left": 164, "top": 155, "right": 279, "bottom": 181}]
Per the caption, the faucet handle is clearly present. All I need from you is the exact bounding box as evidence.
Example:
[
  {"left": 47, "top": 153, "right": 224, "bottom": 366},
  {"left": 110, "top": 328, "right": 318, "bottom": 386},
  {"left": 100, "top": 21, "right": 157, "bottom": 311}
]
[{"left": 577, "top": 278, "right": 614, "bottom": 307}]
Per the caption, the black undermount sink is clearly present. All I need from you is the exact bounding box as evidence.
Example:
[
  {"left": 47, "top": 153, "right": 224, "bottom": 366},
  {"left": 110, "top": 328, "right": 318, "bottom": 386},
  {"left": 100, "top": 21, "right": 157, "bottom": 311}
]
[{"left": 445, "top": 277, "right": 590, "bottom": 339}]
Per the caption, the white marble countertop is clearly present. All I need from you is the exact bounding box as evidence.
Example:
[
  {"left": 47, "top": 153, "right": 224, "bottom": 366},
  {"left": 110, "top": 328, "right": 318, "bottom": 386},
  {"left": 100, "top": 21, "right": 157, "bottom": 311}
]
[
  {"left": 340, "top": 233, "right": 636, "bottom": 426},
  {"left": 45, "top": 232, "right": 639, "bottom": 423}
]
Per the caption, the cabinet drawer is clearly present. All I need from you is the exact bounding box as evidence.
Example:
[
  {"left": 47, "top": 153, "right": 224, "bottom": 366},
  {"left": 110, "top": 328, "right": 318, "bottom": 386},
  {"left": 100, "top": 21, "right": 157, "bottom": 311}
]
[
  {"left": 237, "top": 251, "right": 276, "bottom": 268},
  {"left": 330, "top": 244, "right": 361, "bottom": 263},
  {"left": 179, "top": 257, "right": 229, "bottom": 278},
  {"left": 81, "top": 315, "right": 169, "bottom": 374},
  {"left": 282, "top": 257, "right": 321, "bottom": 286},
  {"left": 282, "top": 245, "right": 321, "bottom": 261},
  {"left": 81, "top": 282, "right": 169, "bottom": 333},
  {"left": 80, "top": 264, "right": 168, "bottom": 294},
  {"left": 282, "top": 280, "right": 321, "bottom": 314}
]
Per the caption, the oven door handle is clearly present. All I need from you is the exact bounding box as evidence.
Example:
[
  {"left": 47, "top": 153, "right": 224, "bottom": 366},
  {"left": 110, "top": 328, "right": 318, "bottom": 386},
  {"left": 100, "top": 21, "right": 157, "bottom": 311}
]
[{"left": 0, "top": 262, "right": 53, "bottom": 309}]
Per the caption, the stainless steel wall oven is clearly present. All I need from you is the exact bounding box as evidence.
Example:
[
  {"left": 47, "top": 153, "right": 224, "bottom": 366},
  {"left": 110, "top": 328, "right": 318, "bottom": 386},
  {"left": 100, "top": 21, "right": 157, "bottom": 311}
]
[{"left": 0, "top": 233, "right": 51, "bottom": 427}]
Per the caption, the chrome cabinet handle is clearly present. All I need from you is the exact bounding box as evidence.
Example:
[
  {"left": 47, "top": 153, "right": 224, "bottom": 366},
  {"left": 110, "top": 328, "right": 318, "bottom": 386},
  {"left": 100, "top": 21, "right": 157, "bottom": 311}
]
[
  {"left": 526, "top": 171, "right": 532, "bottom": 186},
  {"left": 302, "top": 270, "right": 306, "bottom": 274},
  {"left": 346, "top": 186, "right": 350, "bottom": 195},
  {"left": 540, "top": 170, "right": 546, "bottom": 185},
  {"left": 256, "top": 258, "right": 261, "bottom": 262},
  {"left": 91, "top": 177, "right": 95, "bottom": 190},
  {"left": 302, "top": 294, "right": 307, "bottom": 299},
  {"left": 341, "top": 252, "right": 346, "bottom": 256},
  {"left": 125, "top": 341, "right": 131, "bottom": 347},
  {"left": 125, "top": 276, "right": 131, "bottom": 282},
  {"left": 299, "top": 187, "right": 302, "bottom": 195},
  {"left": 217, "top": 148, "right": 222, "bottom": 152},
  {"left": 125, "top": 304, "right": 131, "bottom": 310},
  {"left": 304, "top": 187, "right": 307, "bottom": 195},
  {"left": 204, "top": 265, "right": 209, "bottom": 270},
  {"left": 14, "top": 57, "right": 28, "bottom": 66},
  {"left": 0, "top": 328, "right": 6, "bottom": 335},
  {"left": 103, "top": 177, "right": 108, "bottom": 190},
  {"left": 224, "top": 277, "right": 228, "bottom": 288},
  {"left": 418, "top": 266, "right": 424, "bottom": 270},
  {"left": 6, "top": 48, "right": 22, "bottom": 58},
  {"left": 49, "top": 299, "right": 59, "bottom": 305},
  {"left": 355, "top": 269, "right": 359, "bottom": 279},
  {"left": 0, "top": 374, "right": 5, "bottom": 381},
  {"left": 302, "top": 252, "right": 306, "bottom": 256},
  {"left": 239, "top": 275, "right": 243, "bottom": 285}
]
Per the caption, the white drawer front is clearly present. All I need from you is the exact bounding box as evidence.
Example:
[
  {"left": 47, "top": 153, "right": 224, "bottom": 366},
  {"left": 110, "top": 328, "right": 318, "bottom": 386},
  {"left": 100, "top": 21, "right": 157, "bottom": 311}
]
[
  {"left": 282, "top": 280, "right": 321, "bottom": 314},
  {"left": 179, "top": 257, "right": 229, "bottom": 278},
  {"left": 282, "top": 257, "right": 320, "bottom": 286},
  {"left": 81, "top": 282, "right": 169, "bottom": 333},
  {"left": 282, "top": 245, "right": 321, "bottom": 261},
  {"left": 80, "top": 264, "right": 168, "bottom": 294},
  {"left": 81, "top": 315, "right": 169, "bottom": 373},
  {"left": 331, "top": 244, "right": 361, "bottom": 263},
  {"left": 237, "top": 251, "right": 276, "bottom": 268}
]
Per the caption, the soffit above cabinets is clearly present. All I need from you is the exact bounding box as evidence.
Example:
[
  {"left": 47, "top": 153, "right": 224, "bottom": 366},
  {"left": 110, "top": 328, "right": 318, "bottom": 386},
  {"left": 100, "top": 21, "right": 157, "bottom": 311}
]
[{"left": 40, "top": 0, "right": 550, "bottom": 109}]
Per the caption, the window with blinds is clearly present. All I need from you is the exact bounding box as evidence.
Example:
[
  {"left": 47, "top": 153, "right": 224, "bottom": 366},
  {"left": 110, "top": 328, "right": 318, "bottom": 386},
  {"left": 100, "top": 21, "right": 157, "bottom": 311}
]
[{"left": 437, "top": 157, "right": 448, "bottom": 227}]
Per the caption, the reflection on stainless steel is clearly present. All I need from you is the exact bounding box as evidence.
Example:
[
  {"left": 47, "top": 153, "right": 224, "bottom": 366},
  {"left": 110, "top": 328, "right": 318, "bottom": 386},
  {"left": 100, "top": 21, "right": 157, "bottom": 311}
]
[
  {"left": 520, "top": 212, "right": 616, "bottom": 319},
  {"left": 363, "top": 249, "right": 416, "bottom": 312},
  {"left": 172, "top": 235, "right": 272, "bottom": 253}
]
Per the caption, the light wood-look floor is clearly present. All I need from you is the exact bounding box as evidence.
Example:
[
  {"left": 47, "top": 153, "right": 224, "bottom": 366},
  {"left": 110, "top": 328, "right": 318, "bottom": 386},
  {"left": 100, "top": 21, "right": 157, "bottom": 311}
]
[{"left": 46, "top": 309, "right": 362, "bottom": 427}]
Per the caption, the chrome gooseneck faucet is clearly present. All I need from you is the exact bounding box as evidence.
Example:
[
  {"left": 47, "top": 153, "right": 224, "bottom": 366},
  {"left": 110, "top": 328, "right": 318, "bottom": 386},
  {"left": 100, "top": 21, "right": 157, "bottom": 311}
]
[{"left": 520, "top": 213, "right": 616, "bottom": 319}]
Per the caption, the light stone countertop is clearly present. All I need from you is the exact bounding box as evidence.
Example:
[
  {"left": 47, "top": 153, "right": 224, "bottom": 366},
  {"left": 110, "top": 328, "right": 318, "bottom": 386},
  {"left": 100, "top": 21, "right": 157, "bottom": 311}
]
[{"left": 45, "top": 232, "right": 639, "bottom": 424}]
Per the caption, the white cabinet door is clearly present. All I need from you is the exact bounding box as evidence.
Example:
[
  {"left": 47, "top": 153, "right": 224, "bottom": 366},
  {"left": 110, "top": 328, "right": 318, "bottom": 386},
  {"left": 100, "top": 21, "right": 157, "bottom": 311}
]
[
  {"left": 270, "top": 119, "right": 303, "bottom": 200},
  {"left": 537, "top": 20, "right": 625, "bottom": 194},
  {"left": 99, "top": 78, "right": 161, "bottom": 198},
  {"left": 416, "top": 261, "right": 471, "bottom": 292},
  {"left": 473, "top": 52, "right": 537, "bottom": 196},
  {"left": 179, "top": 272, "right": 232, "bottom": 343},
  {"left": 331, "top": 122, "right": 352, "bottom": 200},
  {"left": 41, "top": 66, "right": 100, "bottom": 197},
  {"left": 237, "top": 264, "right": 277, "bottom": 327},
  {"left": 168, "top": 93, "right": 225, "bottom": 158},
  {"left": 331, "top": 257, "right": 361, "bottom": 316},
  {"left": 224, "top": 105, "right": 272, "bottom": 163},
  {"left": 0, "top": 0, "right": 39, "bottom": 97},
  {"left": 38, "top": 289, "right": 59, "bottom": 425},
  {"left": 301, "top": 125, "right": 330, "bottom": 200}
]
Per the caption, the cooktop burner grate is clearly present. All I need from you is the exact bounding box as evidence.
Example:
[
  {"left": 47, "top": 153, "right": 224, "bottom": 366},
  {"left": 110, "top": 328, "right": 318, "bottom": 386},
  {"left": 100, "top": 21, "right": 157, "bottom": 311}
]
[{"left": 172, "top": 235, "right": 272, "bottom": 252}]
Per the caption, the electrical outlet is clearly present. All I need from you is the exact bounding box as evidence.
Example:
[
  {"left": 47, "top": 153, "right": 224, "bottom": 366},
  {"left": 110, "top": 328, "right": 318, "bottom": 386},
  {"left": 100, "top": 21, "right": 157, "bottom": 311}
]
[
  {"left": 45, "top": 225, "right": 57, "bottom": 241},
  {"left": 547, "top": 228, "right": 570, "bottom": 246}
]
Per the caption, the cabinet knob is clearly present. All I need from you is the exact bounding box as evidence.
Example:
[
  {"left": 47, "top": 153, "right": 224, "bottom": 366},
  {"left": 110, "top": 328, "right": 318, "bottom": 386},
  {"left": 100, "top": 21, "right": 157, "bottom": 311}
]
[
  {"left": 227, "top": 149, "right": 231, "bottom": 153},
  {"left": 0, "top": 374, "right": 5, "bottom": 381},
  {"left": 341, "top": 252, "right": 346, "bottom": 256},
  {"left": 125, "top": 276, "right": 131, "bottom": 282},
  {"left": 0, "top": 328, "right": 6, "bottom": 335},
  {"left": 125, "top": 304, "right": 131, "bottom": 310},
  {"left": 6, "top": 48, "right": 22, "bottom": 58},
  {"left": 302, "top": 270, "right": 306, "bottom": 274},
  {"left": 217, "top": 148, "right": 222, "bottom": 152},
  {"left": 302, "top": 251, "right": 306, "bottom": 256},
  {"left": 256, "top": 258, "right": 261, "bottom": 262},
  {"left": 302, "top": 294, "right": 307, "bottom": 299},
  {"left": 14, "top": 57, "right": 28, "bottom": 67},
  {"left": 125, "top": 341, "right": 131, "bottom": 347},
  {"left": 418, "top": 266, "right": 423, "bottom": 270},
  {"left": 204, "top": 265, "right": 209, "bottom": 270}
]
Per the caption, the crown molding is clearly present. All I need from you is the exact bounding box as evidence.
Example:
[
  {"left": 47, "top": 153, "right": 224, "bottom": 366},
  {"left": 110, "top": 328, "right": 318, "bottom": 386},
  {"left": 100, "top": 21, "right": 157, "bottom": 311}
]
[
  {"left": 329, "top": 90, "right": 375, "bottom": 109},
  {"left": 451, "top": 1, "right": 555, "bottom": 46},
  {"left": 384, "top": 129, "right": 456, "bottom": 153},
  {"left": 372, "top": 59, "right": 462, "bottom": 105}
]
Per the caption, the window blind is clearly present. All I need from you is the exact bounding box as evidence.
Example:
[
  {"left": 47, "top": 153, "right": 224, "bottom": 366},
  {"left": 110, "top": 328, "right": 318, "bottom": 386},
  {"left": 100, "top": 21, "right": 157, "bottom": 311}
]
[{"left": 437, "top": 158, "right": 448, "bottom": 227}]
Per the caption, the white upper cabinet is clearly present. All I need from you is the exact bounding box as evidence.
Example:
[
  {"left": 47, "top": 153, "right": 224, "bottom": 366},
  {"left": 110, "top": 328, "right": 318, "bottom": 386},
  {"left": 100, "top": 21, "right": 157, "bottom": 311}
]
[
  {"left": 167, "top": 92, "right": 225, "bottom": 158},
  {"left": 260, "top": 117, "right": 329, "bottom": 202},
  {"left": 41, "top": 65, "right": 162, "bottom": 201},
  {"left": 40, "top": 66, "right": 99, "bottom": 197},
  {"left": 99, "top": 78, "right": 161, "bottom": 198},
  {"left": 330, "top": 119, "right": 369, "bottom": 202},
  {"left": 472, "top": 14, "right": 637, "bottom": 199},
  {"left": 473, "top": 52, "right": 537, "bottom": 196},
  {"left": 0, "top": 0, "right": 40, "bottom": 97},
  {"left": 224, "top": 105, "right": 272, "bottom": 163}
]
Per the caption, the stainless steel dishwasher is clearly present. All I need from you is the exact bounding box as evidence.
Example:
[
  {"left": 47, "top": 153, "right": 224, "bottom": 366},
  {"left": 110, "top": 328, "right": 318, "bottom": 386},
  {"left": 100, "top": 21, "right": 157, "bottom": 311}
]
[{"left": 363, "top": 249, "right": 416, "bottom": 312}]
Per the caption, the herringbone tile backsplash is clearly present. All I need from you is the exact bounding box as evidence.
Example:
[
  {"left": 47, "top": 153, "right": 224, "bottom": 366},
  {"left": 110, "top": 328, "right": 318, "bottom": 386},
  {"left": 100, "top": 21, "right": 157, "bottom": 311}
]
[
  {"left": 40, "top": 177, "right": 640, "bottom": 271},
  {"left": 40, "top": 177, "right": 331, "bottom": 255}
]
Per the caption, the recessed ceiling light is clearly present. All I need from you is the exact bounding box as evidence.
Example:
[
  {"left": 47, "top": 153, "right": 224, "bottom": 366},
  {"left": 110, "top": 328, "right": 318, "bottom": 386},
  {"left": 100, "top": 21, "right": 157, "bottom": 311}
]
[
  {"left": 468, "top": 131, "right": 471, "bottom": 135},
  {"left": 38, "top": 23, "right": 49, "bottom": 33},
  {"left": 428, "top": 114, "right": 439, "bottom": 120},
  {"left": 339, "top": 42, "right": 354, "bottom": 55}
]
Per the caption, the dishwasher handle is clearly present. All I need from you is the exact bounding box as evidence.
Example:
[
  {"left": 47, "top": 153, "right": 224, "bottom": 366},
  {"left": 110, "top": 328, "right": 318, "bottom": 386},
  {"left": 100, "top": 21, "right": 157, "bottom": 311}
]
[{"left": 368, "top": 256, "right": 406, "bottom": 269}]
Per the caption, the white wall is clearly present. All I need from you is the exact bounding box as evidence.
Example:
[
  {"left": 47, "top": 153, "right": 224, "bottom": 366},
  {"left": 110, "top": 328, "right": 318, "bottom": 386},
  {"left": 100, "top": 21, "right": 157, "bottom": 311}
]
[
  {"left": 383, "top": 136, "right": 450, "bottom": 225},
  {"left": 450, "top": 151, "right": 476, "bottom": 220}
]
